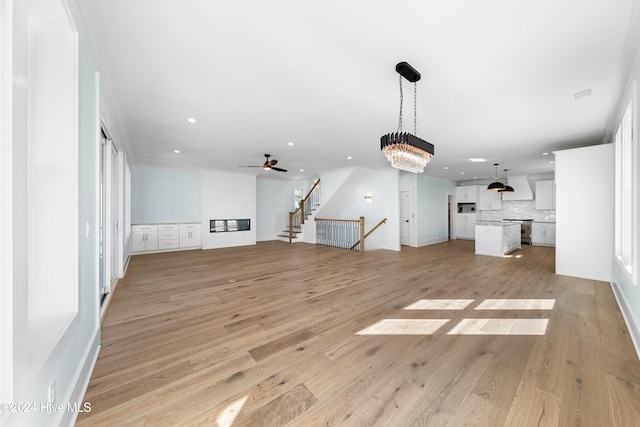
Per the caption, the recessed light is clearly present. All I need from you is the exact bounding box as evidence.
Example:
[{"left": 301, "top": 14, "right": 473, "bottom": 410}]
[
  {"left": 174, "top": 150, "right": 180, "bottom": 154},
  {"left": 474, "top": 176, "right": 478, "bottom": 179},
  {"left": 288, "top": 142, "right": 294, "bottom": 146},
  {"left": 444, "top": 166, "right": 449, "bottom": 170},
  {"left": 347, "top": 156, "right": 352, "bottom": 160},
  {"left": 299, "top": 169, "right": 304, "bottom": 172},
  {"left": 187, "top": 118, "right": 196, "bottom": 123},
  {"left": 542, "top": 152, "right": 549, "bottom": 156},
  {"left": 460, "top": 172, "right": 465, "bottom": 175},
  {"left": 549, "top": 161, "right": 554, "bottom": 164},
  {"left": 469, "top": 158, "right": 487, "bottom": 162}
]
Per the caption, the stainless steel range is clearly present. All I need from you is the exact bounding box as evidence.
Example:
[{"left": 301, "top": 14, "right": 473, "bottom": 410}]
[{"left": 503, "top": 219, "right": 533, "bottom": 245}]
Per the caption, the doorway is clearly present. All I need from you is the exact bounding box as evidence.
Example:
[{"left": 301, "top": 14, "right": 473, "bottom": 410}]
[
  {"left": 399, "top": 190, "right": 410, "bottom": 246},
  {"left": 99, "top": 128, "right": 119, "bottom": 303}
]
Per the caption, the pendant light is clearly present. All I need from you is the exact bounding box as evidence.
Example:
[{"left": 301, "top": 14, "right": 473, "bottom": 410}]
[
  {"left": 487, "top": 163, "right": 505, "bottom": 190},
  {"left": 498, "top": 169, "right": 514, "bottom": 193},
  {"left": 380, "top": 62, "right": 435, "bottom": 173}
]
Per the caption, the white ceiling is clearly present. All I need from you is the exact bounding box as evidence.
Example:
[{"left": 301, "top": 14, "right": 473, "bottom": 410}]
[{"left": 76, "top": 0, "right": 636, "bottom": 182}]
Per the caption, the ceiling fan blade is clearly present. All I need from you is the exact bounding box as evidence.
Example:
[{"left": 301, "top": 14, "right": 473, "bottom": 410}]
[
  {"left": 271, "top": 167, "right": 287, "bottom": 172},
  {"left": 237, "top": 165, "right": 262, "bottom": 168}
]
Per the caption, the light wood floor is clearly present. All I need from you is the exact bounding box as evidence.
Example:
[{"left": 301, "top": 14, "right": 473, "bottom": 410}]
[{"left": 77, "top": 240, "right": 640, "bottom": 426}]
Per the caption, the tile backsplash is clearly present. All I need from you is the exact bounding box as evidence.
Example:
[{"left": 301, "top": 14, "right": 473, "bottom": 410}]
[{"left": 477, "top": 200, "right": 556, "bottom": 222}]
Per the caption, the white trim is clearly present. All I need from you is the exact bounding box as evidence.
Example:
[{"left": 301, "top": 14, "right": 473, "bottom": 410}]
[
  {"left": 0, "top": 0, "right": 14, "bottom": 405},
  {"left": 610, "top": 280, "right": 640, "bottom": 361},
  {"left": 59, "top": 329, "right": 100, "bottom": 427},
  {"left": 417, "top": 237, "right": 449, "bottom": 247}
]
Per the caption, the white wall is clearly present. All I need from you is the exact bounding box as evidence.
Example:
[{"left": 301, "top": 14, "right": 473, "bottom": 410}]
[
  {"left": 256, "top": 177, "right": 292, "bottom": 241},
  {"left": 555, "top": 144, "right": 614, "bottom": 281},
  {"left": 200, "top": 170, "right": 256, "bottom": 249},
  {"left": 1, "top": 0, "right": 121, "bottom": 424},
  {"left": 131, "top": 165, "right": 200, "bottom": 223},
  {"left": 318, "top": 167, "right": 400, "bottom": 251},
  {"left": 416, "top": 174, "right": 456, "bottom": 246},
  {"left": 609, "top": 0, "right": 640, "bottom": 358}
]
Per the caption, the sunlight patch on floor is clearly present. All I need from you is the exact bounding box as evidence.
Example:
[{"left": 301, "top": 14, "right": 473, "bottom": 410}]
[
  {"left": 404, "top": 299, "right": 475, "bottom": 310},
  {"left": 475, "top": 299, "right": 556, "bottom": 310},
  {"left": 356, "top": 319, "right": 449, "bottom": 335},
  {"left": 447, "top": 318, "right": 549, "bottom": 335},
  {"left": 217, "top": 394, "right": 248, "bottom": 427}
]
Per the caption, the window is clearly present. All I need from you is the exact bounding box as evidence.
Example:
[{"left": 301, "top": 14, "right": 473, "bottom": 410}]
[{"left": 615, "top": 83, "right": 637, "bottom": 284}]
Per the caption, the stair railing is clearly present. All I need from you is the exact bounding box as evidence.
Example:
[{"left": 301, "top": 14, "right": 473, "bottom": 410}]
[
  {"left": 315, "top": 216, "right": 365, "bottom": 252},
  {"left": 349, "top": 217, "right": 388, "bottom": 251},
  {"left": 287, "top": 179, "right": 321, "bottom": 243}
]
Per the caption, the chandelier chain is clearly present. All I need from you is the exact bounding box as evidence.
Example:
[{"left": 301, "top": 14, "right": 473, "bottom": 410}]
[{"left": 397, "top": 74, "right": 403, "bottom": 133}]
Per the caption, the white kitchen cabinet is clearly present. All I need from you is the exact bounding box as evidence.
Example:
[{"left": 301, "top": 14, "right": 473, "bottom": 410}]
[
  {"left": 478, "top": 187, "right": 503, "bottom": 210},
  {"left": 475, "top": 224, "right": 521, "bottom": 257},
  {"left": 531, "top": 223, "right": 556, "bottom": 246},
  {"left": 132, "top": 224, "right": 159, "bottom": 252},
  {"left": 180, "top": 223, "right": 202, "bottom": 248},
  {"left": 535, "top": 180, "right": 555, "bottom": 209},
  {"left": 158, "top": 224, "right": 180, "bottom": 250},
  {"left": 455, "top": 213, "right": 477, "bottom": 240},
  {"left": 455, "top": 185, "right": 478, "bottom": 203}
]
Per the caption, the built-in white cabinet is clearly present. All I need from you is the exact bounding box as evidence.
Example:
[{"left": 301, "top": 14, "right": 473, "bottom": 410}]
[
  {"left": 478, "top": 188, "right": 503, "bottom": 210},
  {"left": 455, "top": 185, "right": 478, "bottom": 203},
  {"left": 180, "top": 223, "right": 201, "bottom": 248},
  {"left": 132, "top": 224, "right": 159, "bottom": 252},
  {"left": 455, "top": 213, "right": 477, "bottom": 240},
  {"left": 531, "top": 222, "right": 556, "bottom": 246},
  {"left": 158, "top": 224, "right": 180, "bottom": 250},
  {"left": 535, "top": 180, "right": 555, "bottom": 209},
  {"left": 132, "top": 223, "right": 202, "bottom": 253}
]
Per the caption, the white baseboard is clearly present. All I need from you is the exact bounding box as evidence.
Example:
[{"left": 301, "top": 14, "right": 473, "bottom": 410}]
[
  {"left": 59, "top": 328, "right": 101, "bottom": 427},
  {"left": 416, "top": 237, "right": 449, "bottom": 247},
  {"left": 610, "top": 280, "right": 640, "bottom": 361}
]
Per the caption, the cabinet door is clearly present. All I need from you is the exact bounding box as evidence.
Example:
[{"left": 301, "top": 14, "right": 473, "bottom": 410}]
[
  {"left": 536, "top": 180, "right": 555, "bottom": 209},
  {"left": 132, "top": 232, "right": 146, "bottom": 252},
  {"left": 467, "top": 214, "right": 477, "bottom": 239},
  {"left": 545, "top": 227, "right": 556, "bottom": 246},
  {"left": 456, "top": 185, "right": 478, "bottom": 203},
  {"left": 478, "top": 188, "right": 502, "bottom": 210},
  {"left": 145, "top": 232, "right": 159, "bottom": 250},
  {"left": 531, "top": 225, "right": 544, "bottom": 245},
  {"left": 455, "top": 214, "right": 468, "bottom": 238}
]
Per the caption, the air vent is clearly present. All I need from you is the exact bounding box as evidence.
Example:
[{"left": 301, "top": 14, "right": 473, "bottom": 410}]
[{"left": 572, "top": 88, "right": 592, "bottom": 100}]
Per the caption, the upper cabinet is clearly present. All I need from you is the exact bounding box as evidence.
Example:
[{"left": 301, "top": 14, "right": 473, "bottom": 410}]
[
  {"left": 536, "top": 180, "right": 555, "bottom": 209},
  {"left": 455, "top": 185, "right": 478, "bottom": 203},
  {"left": 500, "top": 175, "right": 534, "bottom": 201},
  {"left": 478, "top": 188, "right": 503, "bottom": 210}
]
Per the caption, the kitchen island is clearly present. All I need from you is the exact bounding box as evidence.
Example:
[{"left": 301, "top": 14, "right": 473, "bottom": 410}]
[{"left": 475, "top": 222, "right": 521, "bottom": 257}]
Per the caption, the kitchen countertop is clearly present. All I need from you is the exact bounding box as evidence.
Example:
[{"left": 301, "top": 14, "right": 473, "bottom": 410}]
[{"left": 476, "top": 221, "right": 520, "bottom": 227}]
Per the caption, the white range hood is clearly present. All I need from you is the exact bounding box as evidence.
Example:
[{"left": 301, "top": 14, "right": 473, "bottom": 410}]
[{"left": 501, "top": 174, "right": 534, "bottom": 200}]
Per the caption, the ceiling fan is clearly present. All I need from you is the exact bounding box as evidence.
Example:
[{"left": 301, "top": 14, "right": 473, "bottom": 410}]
[{"left": 237, "top": 154, "right": 287, "bottom": 172}]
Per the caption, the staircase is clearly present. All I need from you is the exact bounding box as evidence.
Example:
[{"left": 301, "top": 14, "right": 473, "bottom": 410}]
[{"left": 277, "top": 179, "right": 321, "bottom": 243}]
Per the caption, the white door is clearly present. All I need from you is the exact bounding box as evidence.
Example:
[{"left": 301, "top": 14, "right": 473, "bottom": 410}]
[
  {"left": 399, "top": 191, "right": 410, "bottom": 245},
  {"left": 99, "top": 130, "right": 119, "bottom": 302}
]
